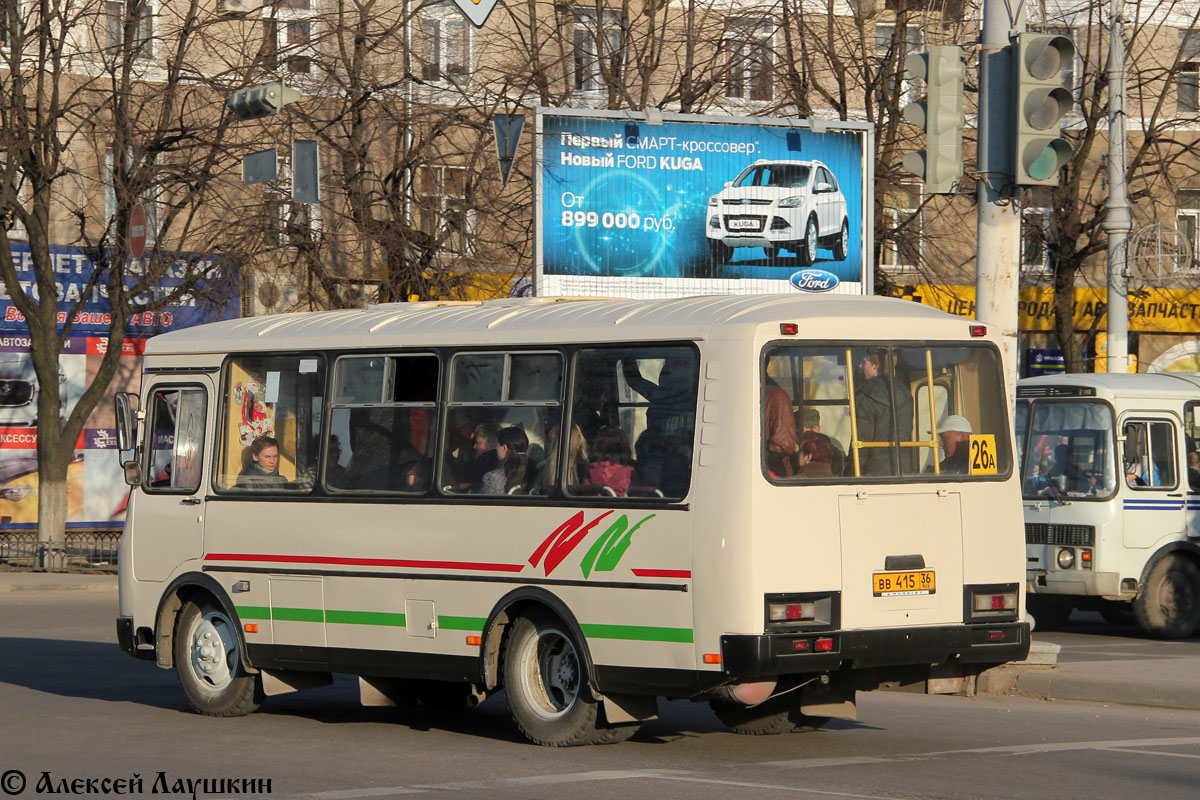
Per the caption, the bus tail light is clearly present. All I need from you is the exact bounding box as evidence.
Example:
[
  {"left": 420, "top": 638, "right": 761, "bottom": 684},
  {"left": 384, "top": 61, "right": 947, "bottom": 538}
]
[
  {"left": 966, "top": 584, "right": 1019, "bottom": 622},
  {"left": 780, "top": 322, "right": 799, "bottom": 335},
  {"left": 969, "top": 325, "right": 987, "bottom": 337},
  {"left": 814, "top": 637, "right": 835, "bottom": 652},
  {"left": 769, "top": 601, "right": 816, "bottom": 622}
]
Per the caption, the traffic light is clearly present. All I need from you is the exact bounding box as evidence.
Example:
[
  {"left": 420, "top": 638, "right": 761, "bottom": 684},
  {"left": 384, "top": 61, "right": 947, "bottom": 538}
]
[
  {"left": 1013, "top": 33, "right": 1075, "bottom": 185},
  {"left": 901, "top": 46, "right": 965, "bottom": 195},
  {"left": 226, "top": 81, "right": 300, "bottom": 121}
]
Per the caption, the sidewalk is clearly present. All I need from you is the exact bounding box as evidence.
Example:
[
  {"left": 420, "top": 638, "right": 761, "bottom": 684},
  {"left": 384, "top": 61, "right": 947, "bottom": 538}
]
[
  {"left": 980, "top": 639, "right": 1200, "bottom": 712},
  {"left": 0, "top": 570, "right": 117, "bottom": 593}
]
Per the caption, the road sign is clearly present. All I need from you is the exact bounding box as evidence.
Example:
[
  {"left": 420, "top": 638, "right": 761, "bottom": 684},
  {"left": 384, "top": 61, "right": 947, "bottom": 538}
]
[
  {"left": 493, "top": 114, "right": 525, "bottom": 187},
  {"left": 243, "top": 148, "right": 278, "bottom": 185},
  {"left": 449, "top": 0, "right": 500, "bottom": 29},
  {"left": 293, "top": 140, "right": 320, "bottom": 204},
  {"left": 129, "top": 203, "right": 146, "bottom": 260}
]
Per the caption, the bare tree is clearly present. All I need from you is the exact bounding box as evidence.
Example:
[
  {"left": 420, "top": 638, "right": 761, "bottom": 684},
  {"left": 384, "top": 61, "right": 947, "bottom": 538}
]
[{"left": 0, "top": 0, "right": 271, "bottom": 553}]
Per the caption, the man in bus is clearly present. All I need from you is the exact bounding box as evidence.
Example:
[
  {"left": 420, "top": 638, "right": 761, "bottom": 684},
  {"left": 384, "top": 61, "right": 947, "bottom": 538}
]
[
  {"left": 937, "top": 415, "right": 973, "bottom": 475},
  {"left": 854, "top": 350, "right": 914, "bottom": 475}
]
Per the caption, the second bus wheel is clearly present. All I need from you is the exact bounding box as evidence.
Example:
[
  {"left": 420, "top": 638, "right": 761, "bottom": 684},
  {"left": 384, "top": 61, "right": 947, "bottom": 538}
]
[
  {"left": 173, "top": 599, "right": 263, "bottom": 717},
  {"left": 1134, "top": 554, "right": 1200, "bottom": 638},
  {"left": 502, "top": 612, "right": 633, "bottom": 746},
  {"left": 710, "top": 693, "right": 830, "bottom": 736}
]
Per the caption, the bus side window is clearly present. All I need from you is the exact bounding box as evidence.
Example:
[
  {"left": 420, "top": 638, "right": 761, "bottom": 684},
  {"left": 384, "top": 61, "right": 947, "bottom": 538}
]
[
  {"left": 145, "top": 387, "right": 206, "bottom": 493},
  {"left": 568, "top": 347, "right": 697, "bottom": 501},
  {"left": 1122, "top": 421, "right": 1175, "bottom": 488},
  {"left": 215, "top": 355, "right": 326, "bottom": 493}
]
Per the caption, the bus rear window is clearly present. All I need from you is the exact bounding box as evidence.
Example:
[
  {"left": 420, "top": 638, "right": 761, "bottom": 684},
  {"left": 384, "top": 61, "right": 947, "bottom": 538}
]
[{"left": 763, "top": 343, "right": 1010, "bottom": 481}]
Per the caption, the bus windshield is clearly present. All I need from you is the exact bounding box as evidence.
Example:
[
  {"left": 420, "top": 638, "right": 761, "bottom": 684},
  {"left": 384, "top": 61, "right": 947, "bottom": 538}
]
[
  {"left": 1020, "top": 400, "right": 1117, "bottom": 500},
  {"left": 763, "top": 343, "right": 1011, "bottom": 481}
]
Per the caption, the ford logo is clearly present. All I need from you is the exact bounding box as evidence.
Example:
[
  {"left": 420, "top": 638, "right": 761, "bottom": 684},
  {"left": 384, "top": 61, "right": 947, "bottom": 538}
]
[{"left": 789, "top": 269, "right": 840, "bottom": 293}]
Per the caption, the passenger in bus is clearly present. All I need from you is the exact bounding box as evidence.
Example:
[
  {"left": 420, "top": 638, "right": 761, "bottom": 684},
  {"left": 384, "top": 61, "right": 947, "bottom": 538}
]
[
  {"left": 325, "top": 435, "right": 347, "bottom": 487},
  {"left": 479, "top": 426, "right": 529, "bottom": 495},
  {"left": 797, "top": 431, "right": 835, "bottom": 478},
  {"left": 469, "top": 423, "right": 502, "bottom": 491},
  {"left": 764, "top": 379, "right": 797, "bottom": 477},
  {"left": 800, "top": 408, "right": 847, "bottom": 476},
  {"left": 854, "top": 350, "right": 914, "bottom": 475},
  {"left": 237, "top": 435, "right": 286, "bottom": 488},
  {"left": 622, "top": 357, "right": 698, "bottom": 439},
  {"left": 585, "top": 426, "right": 635, "bottom": 496},
  {"left": 1189, "top": 451, "right": 1200, "bottom": 491},
  {"left": 936, "top": 415, "right": 973, "bottom": 475},
  {"left": 531, "top": 424, "right": 587, "bottom": 495}
]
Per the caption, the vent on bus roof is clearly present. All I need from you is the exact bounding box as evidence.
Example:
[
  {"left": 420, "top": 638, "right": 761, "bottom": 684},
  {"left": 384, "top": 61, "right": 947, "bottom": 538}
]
[{"left": 1016, "top": 385, "right": 1096, "bottom": 398}]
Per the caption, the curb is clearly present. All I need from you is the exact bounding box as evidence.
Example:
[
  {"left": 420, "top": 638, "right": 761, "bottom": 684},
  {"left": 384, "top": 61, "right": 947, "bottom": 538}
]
[{"left": 1014, "top": 672, "right": 1200, "bottom": 711}]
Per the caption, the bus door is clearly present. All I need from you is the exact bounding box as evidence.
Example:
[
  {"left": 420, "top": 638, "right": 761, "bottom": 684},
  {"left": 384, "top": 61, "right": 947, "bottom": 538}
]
[
  {"left": 1120, "top": 415, "right": 1185, "bottom": 550},
  {"left": 134, "top": 378, "right": 212, "bottom": 582}
]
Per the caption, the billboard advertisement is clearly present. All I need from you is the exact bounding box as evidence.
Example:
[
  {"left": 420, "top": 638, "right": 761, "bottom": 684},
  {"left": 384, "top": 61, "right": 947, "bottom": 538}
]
[
  {"left": 536, "top": 108, "right": 873, "bottom": 299},
  {"left": 0, "top": 243, "right": 237, "bottom": 335},
  {"left": 0, "top": 242, "right": 239, "bottom": 531}
]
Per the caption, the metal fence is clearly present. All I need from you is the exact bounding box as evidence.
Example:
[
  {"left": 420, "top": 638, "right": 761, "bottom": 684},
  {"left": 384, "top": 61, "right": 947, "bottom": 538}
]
[{"left": 0, "top": 530, "right": 121, "bottom": 572}]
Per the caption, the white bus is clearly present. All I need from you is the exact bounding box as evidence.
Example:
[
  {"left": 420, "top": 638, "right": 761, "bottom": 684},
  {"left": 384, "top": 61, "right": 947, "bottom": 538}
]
[
  {"left": 115, "top": 295, "right": 1028, "bottom": 746},
  {"left": 1019, "top": 373, "right": 1200, "bottom": 638}
]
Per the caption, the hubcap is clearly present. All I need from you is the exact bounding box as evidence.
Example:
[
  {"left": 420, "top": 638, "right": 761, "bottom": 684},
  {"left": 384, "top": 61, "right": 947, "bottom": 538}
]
[
  {"left": 189, "top": 611, "right": 238, "bottom": 692},
  {"left": 520, "top": 627, "right": 580, "bottom": 721}
]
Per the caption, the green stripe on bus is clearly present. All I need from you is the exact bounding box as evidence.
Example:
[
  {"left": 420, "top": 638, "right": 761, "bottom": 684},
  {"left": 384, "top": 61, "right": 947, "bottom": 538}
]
[
  {"left": 580, "top": 623, "right": 694, "bottom": 643},
  {"left": 271, "top": 606, "right": 325, "bottom": 623},
  {"left": 326, "top": 610, "right": 406, "bottom": 627},
  {"left": 235, "top": 605, "right": 271, "bottom": 620},
  {"left": 437, "top": 615, "right": 486, "bottom": 632}
]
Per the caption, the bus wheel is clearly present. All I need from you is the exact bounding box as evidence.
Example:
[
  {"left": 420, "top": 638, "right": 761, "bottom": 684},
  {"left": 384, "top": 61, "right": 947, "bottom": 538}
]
[
  {"left": 710, "top": 693, "right": 830, "bottom": 735},
  {"left": 503, "top": 612, "right": 631, "bottom": 746},
  {"left": 1134, "top": 555, "right": 1200, "bottom": 638},
  {"left": 1027, "top": 595, "right": 1072, "bottom": 631},
  {"left": 174, "top": 599, "right": 262, "bottom": 717}
]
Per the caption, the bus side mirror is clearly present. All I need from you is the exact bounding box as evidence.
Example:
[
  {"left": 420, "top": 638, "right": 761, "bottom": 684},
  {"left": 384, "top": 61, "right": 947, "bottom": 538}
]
[
  {"left": 115, "top": 392, "right": 139, "bottom": 452},
  {"left": 123, "top": 460, "right": 142, "bottom": 486}
]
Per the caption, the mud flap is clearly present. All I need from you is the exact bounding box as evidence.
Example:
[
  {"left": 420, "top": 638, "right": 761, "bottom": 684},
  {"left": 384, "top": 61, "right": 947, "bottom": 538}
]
[
  {"left": 601, "top": 693, "right": 659, "bottom": 724},
  {"left": 802, "top": 682, "right": 857, "bottom": 720}
]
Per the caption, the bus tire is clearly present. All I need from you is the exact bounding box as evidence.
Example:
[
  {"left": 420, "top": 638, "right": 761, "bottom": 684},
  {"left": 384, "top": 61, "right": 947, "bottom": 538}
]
[
  {"left": 1027, "top": 595, "right": 1072, "bottom": 631},
  {"left": 503, "top": 612, "right": 625, "bottom": 746},
  {"left": 1134, "top": 555, "right": 1200, "bottom": 638},
  {"left": 710, "top": 694, "right": 831, "bottom": 736},
  {"left": 174, "top": 599, "right": 262, "bottom": 717}
]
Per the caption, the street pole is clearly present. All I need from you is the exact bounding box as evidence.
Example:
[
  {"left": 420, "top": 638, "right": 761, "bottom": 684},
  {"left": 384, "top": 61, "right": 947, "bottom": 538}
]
[
  {"left": 1104, "top": 0, "right": 1132, "bottom": 373},
  {"left": 976, "top": 0, "right": 1025, "bottom": 405}
]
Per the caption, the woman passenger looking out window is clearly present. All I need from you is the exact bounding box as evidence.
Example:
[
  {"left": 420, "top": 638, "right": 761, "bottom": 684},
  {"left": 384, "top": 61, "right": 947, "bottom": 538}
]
[{"left": 237, "top": 435, "right": 285, "bottom": 488}]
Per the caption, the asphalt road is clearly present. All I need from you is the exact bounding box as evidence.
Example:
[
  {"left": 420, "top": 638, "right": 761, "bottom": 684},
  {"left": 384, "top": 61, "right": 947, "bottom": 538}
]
[{"left": 2, "top": 589, "right": 1199, "bottom": 800}]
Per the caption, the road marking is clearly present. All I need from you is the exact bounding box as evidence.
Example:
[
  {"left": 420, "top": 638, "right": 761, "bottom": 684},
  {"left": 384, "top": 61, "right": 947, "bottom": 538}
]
[
  {"left": 654, "top": 773, "right": 912, "bottom": 799},
  {"left": 1099, "top": 747, "right": 1200, "bottom": 760}
]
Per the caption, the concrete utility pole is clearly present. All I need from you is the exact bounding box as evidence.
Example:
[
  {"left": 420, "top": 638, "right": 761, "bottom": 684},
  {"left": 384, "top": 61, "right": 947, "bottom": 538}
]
[
  {"left": 975, "top": 0, "right": 1025, "bottom": 404},
  {"left": 1104, "top": 0, "right": 1132, "bottom": 373}
]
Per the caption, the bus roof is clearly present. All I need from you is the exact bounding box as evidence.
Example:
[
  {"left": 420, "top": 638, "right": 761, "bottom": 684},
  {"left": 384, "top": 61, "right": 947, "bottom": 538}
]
[
  {"left": 145, "top": 293, "right": 973, "bottom": 355},
  {"left": 1021, "top": 372, "right": 1200, "bottom": 398}
]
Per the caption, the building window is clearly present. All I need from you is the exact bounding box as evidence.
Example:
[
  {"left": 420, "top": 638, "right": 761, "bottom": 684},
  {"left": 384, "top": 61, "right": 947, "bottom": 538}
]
[
  {"left": 1180, "top": 31, "right": 1200, "bottom": 114},
  {"left": 1022, "top": 206, "right": 1051, "bottom": 272},
  {"left": 418, "top": 6, "right": 469, "bottom": 83},
  {"left": 724, "top": 18, "right": 773, "bottom": 101},
  {"left": 1177, "top": 189, "right": 1200, "bottom": 269},
  {"left": 105, "top": 148, "right": 158, "bottom": 247},
  {"left": 573, "top": 8, "right": 622, "bottom": 92},
  {"left": 417, "top": 165, "right": 471, "bottom": 254},
  {"left": 875, "top": 23, "right": 920, "bottom": 109},
  {"left": 106, "top": 0, "right": 153, "bottom": 60},
  {"left": 263, "top": 0, "right": 315, "bottom": 74},
  {"left": 880, "top": 185, "right": 921, "bottom": 270},
  {"left": 265, "top": 196, "right": 319, "bottom": 249}
]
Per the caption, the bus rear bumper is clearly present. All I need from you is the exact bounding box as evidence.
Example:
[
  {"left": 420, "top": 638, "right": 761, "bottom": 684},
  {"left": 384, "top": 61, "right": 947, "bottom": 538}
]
[{"left": 720, "top": 623, "right": 1030, "bottom": 680}]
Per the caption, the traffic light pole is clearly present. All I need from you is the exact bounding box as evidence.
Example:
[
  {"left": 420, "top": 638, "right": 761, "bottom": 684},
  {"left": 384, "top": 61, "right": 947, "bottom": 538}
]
[
  {"left": 976, "top": 0, "right": 1024, "bottom": 405},
  {"left": 1104, "top": 0, "right": 1132, "bottom": 373}
]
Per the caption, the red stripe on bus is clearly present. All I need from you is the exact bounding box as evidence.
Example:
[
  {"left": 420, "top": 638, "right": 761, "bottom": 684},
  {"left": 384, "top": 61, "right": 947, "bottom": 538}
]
[
  {"left": 204, "top": 553, "right": 526, "bottom": 573},
  {"left": 631, "top": 568, "right": 691, "bottom": 579}
]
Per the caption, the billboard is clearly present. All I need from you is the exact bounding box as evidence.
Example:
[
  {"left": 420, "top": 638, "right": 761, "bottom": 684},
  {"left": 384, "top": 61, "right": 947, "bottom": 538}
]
[
  {"left": 0, "top": 243, "right": 239, "bottom": 531},
  {"left": 0, "top": 243, "right": 237, "bottom": 335},
  {"left": 536, "top": 108, "right": 873, "bottom": 299}
]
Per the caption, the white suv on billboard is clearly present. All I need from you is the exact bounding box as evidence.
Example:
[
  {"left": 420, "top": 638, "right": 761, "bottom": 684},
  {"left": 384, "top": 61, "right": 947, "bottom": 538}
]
[{"left": 706, "top": 159, "right": 849, "bottom": 266}]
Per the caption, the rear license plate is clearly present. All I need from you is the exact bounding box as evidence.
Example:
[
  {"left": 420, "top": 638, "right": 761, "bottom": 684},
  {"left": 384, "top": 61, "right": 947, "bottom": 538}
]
[
  {"left": 726, "top": 217, "right": 762, "bottom": 231},
  {"left": 873, "top": 570, "right": 936, "bottom": 597}
]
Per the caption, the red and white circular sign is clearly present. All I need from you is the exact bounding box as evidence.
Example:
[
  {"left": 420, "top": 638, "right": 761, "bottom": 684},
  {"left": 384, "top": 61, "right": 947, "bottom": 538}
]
[{"left": 129, "top": 203, "right": 146, "bottom": 260}]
